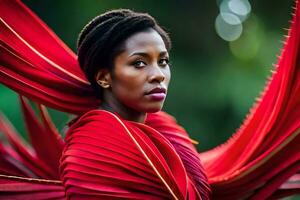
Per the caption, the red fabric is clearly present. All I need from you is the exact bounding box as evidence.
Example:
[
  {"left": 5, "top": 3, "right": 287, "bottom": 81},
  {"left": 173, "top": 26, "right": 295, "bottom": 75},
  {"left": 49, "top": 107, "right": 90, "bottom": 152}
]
[
  {"left": 61, "top": 110, "right": 198, "bottom": 199},
  {"left": 1, "top": 0, "right": 300, "bottom": 199},
  {"left": 0, "top": 174, "right": 65, "bottom": 200},
  {"left": 0, "top": 0, "right": 99, "bottom": 114},
  {"left": 199, "top": 0, "right": 300, "bottom": 199},
  {"left": 146, "top": 112, "right": 211, "bottom": 199}
]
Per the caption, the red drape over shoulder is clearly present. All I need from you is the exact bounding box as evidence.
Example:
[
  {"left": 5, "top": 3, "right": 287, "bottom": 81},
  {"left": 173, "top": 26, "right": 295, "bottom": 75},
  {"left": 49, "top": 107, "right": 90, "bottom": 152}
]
[{"left": 61, "top": 110, "right": 201, "bottom": 200}]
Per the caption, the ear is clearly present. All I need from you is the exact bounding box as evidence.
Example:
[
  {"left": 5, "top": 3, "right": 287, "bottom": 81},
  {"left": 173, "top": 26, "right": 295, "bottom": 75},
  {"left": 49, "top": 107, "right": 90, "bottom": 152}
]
[{"left": 95, "top": 69, "right": 112, "bottom": 89}]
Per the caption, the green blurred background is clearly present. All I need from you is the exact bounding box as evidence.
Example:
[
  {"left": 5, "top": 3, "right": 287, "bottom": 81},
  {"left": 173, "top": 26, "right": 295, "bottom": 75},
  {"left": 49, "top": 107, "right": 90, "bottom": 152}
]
[{"left": 0, "top": 1, "right": 295, "bottom": 152}]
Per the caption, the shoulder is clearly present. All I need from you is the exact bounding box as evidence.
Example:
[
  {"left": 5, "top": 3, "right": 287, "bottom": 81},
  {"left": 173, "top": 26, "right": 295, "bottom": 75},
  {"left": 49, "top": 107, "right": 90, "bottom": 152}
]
[
  {"left": 146, "top": 111, "right": 198, "bottom": 146},
  {"left": 146, "top": 111, "right": 187, "bottom": 134},
  {"left": 60, "top": 109, "right": 188, "bottom": 199},
  {"left": 68, "top": 109, "right": 118, "bottom": 126},
  {"left": 65, "top": 110, "right": 122, "bottom": 136}
]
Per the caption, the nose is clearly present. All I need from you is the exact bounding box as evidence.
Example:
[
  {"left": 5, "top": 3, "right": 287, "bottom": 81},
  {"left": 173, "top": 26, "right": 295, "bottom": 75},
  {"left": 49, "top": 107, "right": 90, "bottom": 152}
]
[{"left": 148, "top": 65, "right": 165, "bottom": 83}]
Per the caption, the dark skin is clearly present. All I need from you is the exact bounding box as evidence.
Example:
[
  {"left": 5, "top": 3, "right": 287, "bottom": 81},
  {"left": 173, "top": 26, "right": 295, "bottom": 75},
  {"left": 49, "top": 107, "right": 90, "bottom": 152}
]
[{"left": 95, "top": 28, "right": 171, "bottom": 123}]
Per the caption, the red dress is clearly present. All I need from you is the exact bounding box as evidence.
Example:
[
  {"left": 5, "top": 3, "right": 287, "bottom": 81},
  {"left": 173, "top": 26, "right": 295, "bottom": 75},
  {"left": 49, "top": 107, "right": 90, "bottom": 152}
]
[{"left": 1, "top": 0, "right": 300, "bottom": 199}]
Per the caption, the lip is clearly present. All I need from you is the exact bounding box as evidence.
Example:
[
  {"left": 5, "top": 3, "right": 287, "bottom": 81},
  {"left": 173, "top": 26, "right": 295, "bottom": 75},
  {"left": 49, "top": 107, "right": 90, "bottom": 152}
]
[
  {"left": 145, "top": 87, "right": 167, "bottom": 101},
  {"left": 147, "top": 87, "right": 167, "bottom": 95}
]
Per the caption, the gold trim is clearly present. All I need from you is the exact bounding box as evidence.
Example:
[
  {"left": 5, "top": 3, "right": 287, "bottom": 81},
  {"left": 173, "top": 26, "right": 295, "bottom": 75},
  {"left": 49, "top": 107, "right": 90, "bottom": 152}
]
[
  {"left": 107, "top": 111, "right": 180, "bottom": 200},
  {"left": 0, "top": 17, "right": 89, "bottom": 85},
  {"left": 0, "top": 174, "right": 62, "bottom": 184}
]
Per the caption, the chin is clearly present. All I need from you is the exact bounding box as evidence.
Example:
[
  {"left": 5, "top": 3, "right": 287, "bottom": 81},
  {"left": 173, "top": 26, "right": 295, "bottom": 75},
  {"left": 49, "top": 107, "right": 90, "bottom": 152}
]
[
  {"left": 134, "top": 101, "right": 165, "bottom": 113},
  {"left": 144, "top": 105, "right": 164, "bottom": 113}
]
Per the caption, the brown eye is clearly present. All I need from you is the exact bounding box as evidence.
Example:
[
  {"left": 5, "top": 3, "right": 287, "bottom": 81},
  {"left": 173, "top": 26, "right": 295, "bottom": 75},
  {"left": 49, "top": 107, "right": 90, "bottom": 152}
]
[
  {"left": 158, "top": 58, "right": 169, "bottom": 67},
  {"left": 132, "top": 60, "right": 146, "bottom": 68}
]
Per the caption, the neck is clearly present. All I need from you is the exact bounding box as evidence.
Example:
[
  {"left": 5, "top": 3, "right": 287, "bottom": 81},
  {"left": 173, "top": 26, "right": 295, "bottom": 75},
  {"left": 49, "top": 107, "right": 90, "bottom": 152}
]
[{"left": 100, "top": 92, "right": 146, "bottom": 123}]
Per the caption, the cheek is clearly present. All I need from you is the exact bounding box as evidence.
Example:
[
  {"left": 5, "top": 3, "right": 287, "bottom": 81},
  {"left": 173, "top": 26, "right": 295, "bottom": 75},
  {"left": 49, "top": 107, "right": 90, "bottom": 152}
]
[{"left": 112, "top": 69, "right": 146, "bottom": 99}]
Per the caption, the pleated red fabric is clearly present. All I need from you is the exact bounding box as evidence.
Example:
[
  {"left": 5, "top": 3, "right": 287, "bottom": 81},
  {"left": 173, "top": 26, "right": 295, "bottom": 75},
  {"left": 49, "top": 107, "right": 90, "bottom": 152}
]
[
  {"left": 0, "top": 97, "right": 66, "bottom": 199},
  {"left": 0, "top": 0, "right": 99, "bottom": 114},
  {"left": 1, "top": 0, "right": 300, "bottom": 199},
  {"left": 146, "top": 112, "right": 211, "bottom": 199},
  {"left": 0, "top": 175, "right": 65, "bottom": 200},
  {"left": 61, "top": 110, "right": 200, "bottom": 199}
]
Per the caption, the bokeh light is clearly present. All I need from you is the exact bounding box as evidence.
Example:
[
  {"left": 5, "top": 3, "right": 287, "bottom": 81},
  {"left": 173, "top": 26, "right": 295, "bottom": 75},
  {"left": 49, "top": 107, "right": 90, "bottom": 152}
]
[
  {"left": 216, "top": 0, "right": 252, "bottom": 41},
  {"left": 215, "top": 13, "right": 243, "bottom": 41},
  {"left": 228, "top": 0, "right": 251, "bottom": 20}
]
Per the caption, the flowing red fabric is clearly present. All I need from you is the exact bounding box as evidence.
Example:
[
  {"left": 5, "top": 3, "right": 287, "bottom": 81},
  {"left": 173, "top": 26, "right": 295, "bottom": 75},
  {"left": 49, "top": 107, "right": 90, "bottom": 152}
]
[
  {"left": 0, "top": 175, "right": 65, "bottom": 200},
  {"left": 0, "top": 0, "right": 300, "bottom": 199},
  {"left": 199, "top": 1, "right": 300, "bottom": 199},
  {"left": 0, "top": 0, "right": 99, "bottom": 114}
]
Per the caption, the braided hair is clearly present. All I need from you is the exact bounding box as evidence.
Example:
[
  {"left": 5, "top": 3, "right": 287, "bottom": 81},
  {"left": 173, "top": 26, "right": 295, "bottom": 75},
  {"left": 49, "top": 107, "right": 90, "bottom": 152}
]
[{"left": 77, "top": 9, "right": 171, "bottom": 99}]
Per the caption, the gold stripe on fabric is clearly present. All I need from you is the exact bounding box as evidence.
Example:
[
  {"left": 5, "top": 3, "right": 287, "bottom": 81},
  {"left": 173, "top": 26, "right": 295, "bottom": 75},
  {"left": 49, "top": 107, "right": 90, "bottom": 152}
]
[
  {"left": 107, "top": 111, "right": 180, "bottom": 200},
  {"left": 0, "top": 18, "right": 89, "bottom": 85},
  {"left": 0, "top": 174, "right": 62, "bottom": 184}
]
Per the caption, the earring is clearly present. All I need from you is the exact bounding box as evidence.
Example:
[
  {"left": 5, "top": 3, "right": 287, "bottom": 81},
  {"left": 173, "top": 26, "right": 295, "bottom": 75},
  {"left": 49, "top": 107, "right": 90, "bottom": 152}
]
[{"left": 97, "top": 80, "right": 110, "bottom": 88}]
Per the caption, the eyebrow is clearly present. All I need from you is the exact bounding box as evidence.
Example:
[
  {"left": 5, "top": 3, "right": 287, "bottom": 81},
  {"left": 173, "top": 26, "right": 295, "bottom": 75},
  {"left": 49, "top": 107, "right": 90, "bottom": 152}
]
[{"left": 128, "top": 51, "right": 169, "bottom": 58}]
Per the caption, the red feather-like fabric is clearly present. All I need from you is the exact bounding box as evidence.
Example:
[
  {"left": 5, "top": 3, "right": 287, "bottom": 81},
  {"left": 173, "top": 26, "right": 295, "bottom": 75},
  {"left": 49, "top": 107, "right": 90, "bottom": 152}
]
[
  {"left": 200, "top": 0, "right": 300, "bottom": 199},
  {"left": 0, "top": 0, "right": 300, "bottom": 199},
  {"left": 0, "top": 174, "right": 65, "bottom": 200},
  {"left": 0, "top": 99, "right": 65, "bottom": 199},
  {"left": 0, "top": 0, "right": 99, "bottom": 114}
]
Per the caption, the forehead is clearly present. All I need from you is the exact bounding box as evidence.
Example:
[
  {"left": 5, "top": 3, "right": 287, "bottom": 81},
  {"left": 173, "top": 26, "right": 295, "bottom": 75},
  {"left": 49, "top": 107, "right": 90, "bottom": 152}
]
[{"left": 122, "top": 29, "right": 167, "bottom": 54}]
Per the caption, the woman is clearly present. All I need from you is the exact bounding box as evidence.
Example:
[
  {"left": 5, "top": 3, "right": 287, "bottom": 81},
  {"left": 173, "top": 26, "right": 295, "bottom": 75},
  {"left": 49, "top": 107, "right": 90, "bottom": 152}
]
[
  {"left": 0, "top": 0, "right": 300, "bottom": 199},
  {"left": 61, "top": 9, "right": 210, "bottom": 199}
]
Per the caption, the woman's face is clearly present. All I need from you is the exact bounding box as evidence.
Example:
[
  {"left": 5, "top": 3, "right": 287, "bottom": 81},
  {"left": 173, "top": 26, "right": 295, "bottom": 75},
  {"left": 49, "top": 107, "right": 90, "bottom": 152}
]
[{"left": 108, "top": 28, "right": 171, "bottom": 113}]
